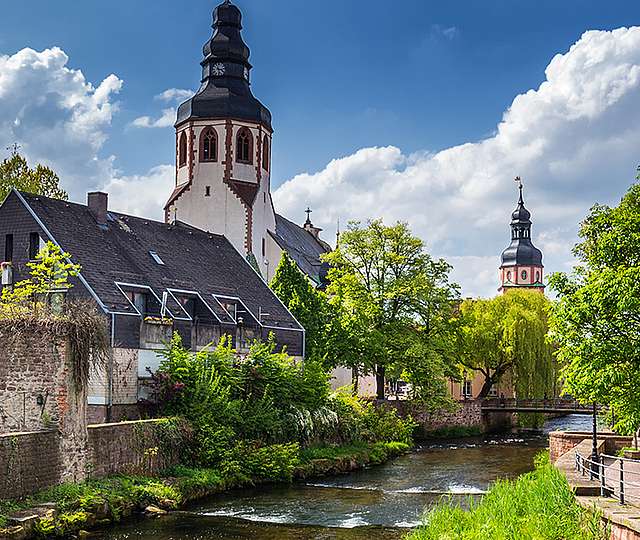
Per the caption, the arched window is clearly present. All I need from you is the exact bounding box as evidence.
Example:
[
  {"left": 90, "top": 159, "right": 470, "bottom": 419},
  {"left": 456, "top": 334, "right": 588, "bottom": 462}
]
[
  {"left": 535, "top": 271, "right": 540, "bottom": 282},
  {"left": 262, "top": 135, "right": 269, "bottom": 171},
  {"left": 506, "top": 271, "right": 512, "bottom": 282},
  {"left": 200, "top": 128, "right": 218, "bottom": 162},
  {"left": 178, "top": 132, "right": 187, "bottom": 168},
  {"left": 236, "top": 128, "right": 253, "bottom": 164}
]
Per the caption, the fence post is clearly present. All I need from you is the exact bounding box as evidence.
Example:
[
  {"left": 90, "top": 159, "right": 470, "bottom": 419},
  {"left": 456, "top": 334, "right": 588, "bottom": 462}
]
[
  {"left": 600, "top": 455, "right": 606, "bottom": 497},
  {"left": 620, "top": 459, "right": 625, "bottom": 505}
]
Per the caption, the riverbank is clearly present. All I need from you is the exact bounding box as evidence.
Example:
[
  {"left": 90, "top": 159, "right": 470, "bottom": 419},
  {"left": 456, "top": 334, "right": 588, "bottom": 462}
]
[
  {"left": 0, "top": 441, "right": 409, "bottom": 539},
  {"left": 407, "top": 452, "right": 608, "bottom": 540}
]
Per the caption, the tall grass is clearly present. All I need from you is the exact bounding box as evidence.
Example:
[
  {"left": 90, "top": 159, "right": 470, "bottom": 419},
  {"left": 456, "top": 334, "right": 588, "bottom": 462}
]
[{"left": 406, "top": 453, "right": 608, "bottom": 540}]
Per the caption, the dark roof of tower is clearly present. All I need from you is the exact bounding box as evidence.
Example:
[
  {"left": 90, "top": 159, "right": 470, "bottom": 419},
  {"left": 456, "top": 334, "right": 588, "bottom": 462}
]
[
  {"left": 176, "top": 0, "right": 272, "bottom": 130},
  {"left": 500, "top": 185, "right": 543, "bottom": 267},
  {"left": 271, "top": 214, "right": 330, "bottom": 288},
  {"left": 10, "top": 190, "right": 300, "bottom": 330}
]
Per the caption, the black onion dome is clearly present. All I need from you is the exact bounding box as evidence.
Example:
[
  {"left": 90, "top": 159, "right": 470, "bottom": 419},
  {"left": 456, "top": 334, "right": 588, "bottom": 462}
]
[
  {"left": 176, "top": 0, "right": 272, "bottom": 130},
  {"left": 500, "top": 185, "right": 543, "bottom": 267}
]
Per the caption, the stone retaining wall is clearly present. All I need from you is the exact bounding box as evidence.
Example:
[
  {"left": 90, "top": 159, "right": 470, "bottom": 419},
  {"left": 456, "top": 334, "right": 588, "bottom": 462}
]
[
  {"left": 0, "top": 431, "right": 60, "bottom": 500},
  {"left": 87, "top": 419, "right": 190, "bottom": 478},
  {"left": 380, "top": 400, "right": 484, "bottom": 438}
]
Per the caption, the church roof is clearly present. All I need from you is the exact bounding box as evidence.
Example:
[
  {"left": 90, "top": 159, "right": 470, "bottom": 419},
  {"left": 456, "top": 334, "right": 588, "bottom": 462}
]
[
  {"left": 500, "top": 185, "right": 543, "bottom": 267},
  {"left": 9, "top": 191, "right": 301, "bottom": 330},
  {"left": 176, "top": 0, "right": 272, "bottom": 130},
  {"left": 271, "top": 214, "right": 330, "bottom": 288}
]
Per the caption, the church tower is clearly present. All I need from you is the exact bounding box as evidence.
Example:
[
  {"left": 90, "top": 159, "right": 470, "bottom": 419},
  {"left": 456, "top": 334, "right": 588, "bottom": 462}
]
[
  {"left": 165, "top": 0, "right": 276, "bottom": 273},
  {"left": 499, "top": 180, "right": 545, "bottom": 294}
]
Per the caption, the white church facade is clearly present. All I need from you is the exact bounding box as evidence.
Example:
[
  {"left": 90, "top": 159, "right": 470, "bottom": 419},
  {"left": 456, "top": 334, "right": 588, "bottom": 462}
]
[{"left": 165, "top": 0, "right": 329, "bottom": 288}]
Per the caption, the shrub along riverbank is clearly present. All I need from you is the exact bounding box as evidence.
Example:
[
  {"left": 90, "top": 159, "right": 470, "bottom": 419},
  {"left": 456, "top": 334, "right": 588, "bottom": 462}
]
[
  {"left": 0, "top": 336, "right": 415, "bottom": 538},
  {"left": 406, "top": 453, "right": 608, "bottom": 540},
  {"left": 0, "top": 440, "right": 409, "bottom": 538}
]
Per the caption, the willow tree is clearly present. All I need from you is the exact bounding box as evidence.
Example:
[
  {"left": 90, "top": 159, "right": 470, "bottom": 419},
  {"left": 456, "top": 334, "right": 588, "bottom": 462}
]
[{"left": 455, "top": 290, "right": 556, "bottom": 400}]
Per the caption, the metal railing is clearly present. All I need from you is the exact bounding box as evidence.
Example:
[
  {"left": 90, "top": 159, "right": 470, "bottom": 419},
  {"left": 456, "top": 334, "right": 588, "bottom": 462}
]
[{"left": 575, "top": 451, "right": 640, "bottom": 505}]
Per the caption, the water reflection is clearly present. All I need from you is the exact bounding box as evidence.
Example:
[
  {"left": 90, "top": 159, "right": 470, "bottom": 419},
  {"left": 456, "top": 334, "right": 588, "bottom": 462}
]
[{"left": 97, "top": 415, "right": 586, "bottom": 540}]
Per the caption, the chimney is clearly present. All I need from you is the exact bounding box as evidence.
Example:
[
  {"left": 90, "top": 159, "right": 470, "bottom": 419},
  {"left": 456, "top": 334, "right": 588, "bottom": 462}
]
[
  {"left": 303, "top": 221, "right": 322, "bottom": 240},
  {"left": 88, "top": 192, "right": 108, "bottom": 226}
]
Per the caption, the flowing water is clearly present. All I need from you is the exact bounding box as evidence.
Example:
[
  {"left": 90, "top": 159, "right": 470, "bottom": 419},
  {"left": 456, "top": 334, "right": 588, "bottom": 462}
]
[{"left": 97, "top": 415, "right": 592, "bottom": 540}]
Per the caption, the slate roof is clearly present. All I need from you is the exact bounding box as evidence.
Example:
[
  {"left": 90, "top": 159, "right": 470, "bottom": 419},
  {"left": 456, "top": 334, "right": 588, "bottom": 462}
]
[
  {"left": 176, "top": 0, "right": 272, "bottom": 130},
  {"left": 14, "top": 191, "right": 301, "bottom": 330},
  {"left": 271, "top": 214, "right": 330, "bottom": 287},
  {"left": 500, "top": 186, "right": 544, "bottom": 268}
]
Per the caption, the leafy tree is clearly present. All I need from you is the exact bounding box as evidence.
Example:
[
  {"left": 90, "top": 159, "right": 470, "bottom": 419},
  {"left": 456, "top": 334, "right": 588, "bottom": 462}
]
[
  {"left": 455, "top": 290, "right": 556, "bottom": 400},
  {"left": 1, "top": 241, "right": 80, "bottom": 315},
  {"left": 270, "top": 252, "right": 332, "bottom": 363},
  {"left": 0, "top": 150, "right": 68, "bottom": 202},
  {"left": 549, "top": 177, "right": 640, "bottom": 434},
  {"left": 323, "top": 220, "right": 459, "bottom": 400}
]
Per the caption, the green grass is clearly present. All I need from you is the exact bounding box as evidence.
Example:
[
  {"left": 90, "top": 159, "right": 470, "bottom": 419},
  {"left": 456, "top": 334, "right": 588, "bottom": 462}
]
[{"left": 406, "top": 453, "right": 607, "bottom": 540}]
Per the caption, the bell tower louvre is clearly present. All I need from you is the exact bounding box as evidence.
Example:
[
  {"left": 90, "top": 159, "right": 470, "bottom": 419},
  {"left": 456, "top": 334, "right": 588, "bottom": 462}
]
[
  {"left": 498, "top": 178, "right": 545, "bottom": 294},
  {"left": 164, "top": 0, "right": 276, "bottom": 272}
]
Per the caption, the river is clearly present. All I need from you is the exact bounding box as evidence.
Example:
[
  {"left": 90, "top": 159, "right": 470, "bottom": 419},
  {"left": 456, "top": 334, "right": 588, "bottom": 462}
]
[{"left": 96, "top": 415, "right": 591, "bottom": 540}]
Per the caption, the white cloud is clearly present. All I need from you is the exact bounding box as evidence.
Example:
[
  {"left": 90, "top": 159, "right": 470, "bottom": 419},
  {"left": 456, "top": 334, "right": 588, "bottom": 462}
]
[
  {"left": 131, "top": 87, "right": 193, "bottom": 129},
  {"left": 155, "top": 88, "right": 192, "bottom": 102},
  {"left": 274, "top": 27, "right": 640, "bottom": 298},
  {"left": 0, "top": 47, "right": 122, "bottom": 197},
  {"left": 430, "top": 24, "right": 460, "bottom": 41},
  {"left": 102, "top": 164, "right": 175, "bottom": 220},
  {"left": 130, "top": 108, "right": 176, "bottom": 129}
]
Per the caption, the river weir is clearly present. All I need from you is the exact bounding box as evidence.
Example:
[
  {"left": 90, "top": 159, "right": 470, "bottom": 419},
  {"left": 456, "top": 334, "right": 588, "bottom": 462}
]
[{"left": 96, "top": 416, "right": 592, "bottom": 540}]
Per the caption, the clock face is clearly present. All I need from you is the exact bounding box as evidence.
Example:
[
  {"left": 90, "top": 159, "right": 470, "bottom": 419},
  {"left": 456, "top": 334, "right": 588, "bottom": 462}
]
[{"left": 212, "top": 63, "right": 225, "bottom": 76}]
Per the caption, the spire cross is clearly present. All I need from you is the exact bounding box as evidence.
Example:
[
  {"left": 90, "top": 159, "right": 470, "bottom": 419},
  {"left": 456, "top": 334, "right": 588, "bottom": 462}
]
[
  {"left": 514, "top": 176, "right": 524, "bottom": 203},
  {"left": 305, "top": 207, "right": 312, "bottom": 223}
]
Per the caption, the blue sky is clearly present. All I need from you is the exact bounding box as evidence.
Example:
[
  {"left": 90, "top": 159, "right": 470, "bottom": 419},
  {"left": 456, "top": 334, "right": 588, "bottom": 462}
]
[
  {"left": 1, "top": 0, "right": 637, "bottom": 184},
  {"left": 1, "top": 1, "right": 639, "bottom": 296}
]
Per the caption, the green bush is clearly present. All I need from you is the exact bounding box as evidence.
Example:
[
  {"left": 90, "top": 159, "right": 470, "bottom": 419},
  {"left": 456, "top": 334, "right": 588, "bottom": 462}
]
[
  {"left": 152, "top": 334, "right": 416, "bottom": 468},
  {"left": 407, "top": 453, "right": 608, "bottom": 540}
]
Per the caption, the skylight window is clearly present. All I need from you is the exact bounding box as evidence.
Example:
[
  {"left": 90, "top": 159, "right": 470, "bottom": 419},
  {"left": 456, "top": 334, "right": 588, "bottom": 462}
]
[{"left": 149, "top": 251, "right": 165, "bottom": 266}]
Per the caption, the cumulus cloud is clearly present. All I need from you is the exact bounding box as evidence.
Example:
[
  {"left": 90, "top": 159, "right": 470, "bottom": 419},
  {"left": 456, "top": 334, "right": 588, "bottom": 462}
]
[
  {"left": 102, "top": 164, "right": 175, "bottom": 220},
  {"left": 0, "top": 47, "right": 122, "bottom": 197},
  {"left": 131, "top": 87, "right": 193, "bottom": 129},
  {"left": 274, "top": 27, "right": 640, "bottom": 298}
]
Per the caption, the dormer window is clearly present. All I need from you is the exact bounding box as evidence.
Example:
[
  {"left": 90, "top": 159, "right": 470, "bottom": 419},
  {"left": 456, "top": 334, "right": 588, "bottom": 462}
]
[
  {"left": 200, "top": 127, "right": 218, "bottom": 162},
  {"left": 178, "top": 132, "right": 188, "bottom": 168},
  {"left": 236, "top": 128, "right": 252, "bottom": 164},
  {"left": 149, "top": 251, "right": 165, "bottom": 265}
]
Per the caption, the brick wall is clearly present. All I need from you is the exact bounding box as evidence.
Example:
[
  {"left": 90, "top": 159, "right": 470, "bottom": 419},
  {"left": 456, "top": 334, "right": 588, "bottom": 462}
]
[
  {"left": 549, "top": 431, "right": 633, "bottom": 463},
  {"left": 87, "top": 419, "right": 191, "bottom": 478},
  {"left": 0, "top": 431, "right": 60, "bottom": 500}
]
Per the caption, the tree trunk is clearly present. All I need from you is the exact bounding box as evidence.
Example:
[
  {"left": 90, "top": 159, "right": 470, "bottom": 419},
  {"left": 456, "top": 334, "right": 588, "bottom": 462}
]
[
  {"left": 376, "top": 364, "right": 386, "bottom": 400},
  {"left": 352, "top": 367, "right": 359, "bottom": 397},
  {"left": 476, "top": 365, "right": 509, "bottom": 399}
]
